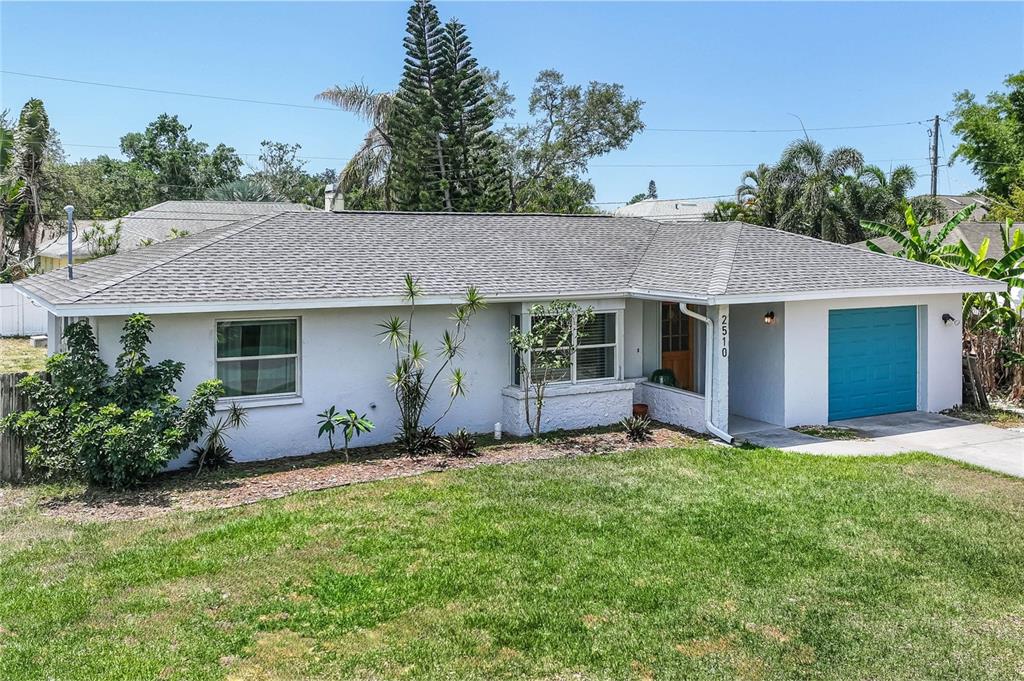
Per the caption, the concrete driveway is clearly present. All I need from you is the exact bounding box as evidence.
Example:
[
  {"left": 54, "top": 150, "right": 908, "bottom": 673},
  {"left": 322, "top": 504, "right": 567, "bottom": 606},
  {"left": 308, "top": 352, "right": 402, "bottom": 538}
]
[{"left": 741, "top": 411, "right": 1024, "bottom": 478}]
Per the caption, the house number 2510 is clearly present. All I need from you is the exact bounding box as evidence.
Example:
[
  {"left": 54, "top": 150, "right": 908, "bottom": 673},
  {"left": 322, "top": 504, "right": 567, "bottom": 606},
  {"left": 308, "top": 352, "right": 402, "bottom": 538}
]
[{"left": 720, "top": 314, "right": 729, "bottom": 357}]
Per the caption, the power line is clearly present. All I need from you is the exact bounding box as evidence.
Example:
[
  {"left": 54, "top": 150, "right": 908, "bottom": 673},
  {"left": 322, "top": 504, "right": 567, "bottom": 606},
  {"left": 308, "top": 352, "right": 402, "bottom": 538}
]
[
  {"left": 646, "top": 119, "right": 933, "bottom": 133},
  {"left": 6, "top": 70, "right": 942, "bottom": 136},
  {"left": 1, "top": 70, "right": 342, "bottom": 112}
]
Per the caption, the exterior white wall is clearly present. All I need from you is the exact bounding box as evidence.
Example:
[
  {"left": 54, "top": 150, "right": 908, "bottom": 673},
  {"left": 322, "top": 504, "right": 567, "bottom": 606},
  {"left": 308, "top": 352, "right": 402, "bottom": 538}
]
[
  {"left": 1, "top": 284, "right": 48, "bottom": 337},
  {"left": 501, "top": 380, "right": 636, "bottom": 437},
  {"left": 636, "top": 381, "right": 706, "bottom": 433},
  {"left": 623, "top": 298, "right": 645, "bottom": 379},
  {"left": 729, "top": 302, "right": 785, "bottom": 425},
  {"left": 782, "top": 293, "right": 963, "bottom": 426},
  {"left": 92, "top": 304, "right": 515, "bottom": 467}
]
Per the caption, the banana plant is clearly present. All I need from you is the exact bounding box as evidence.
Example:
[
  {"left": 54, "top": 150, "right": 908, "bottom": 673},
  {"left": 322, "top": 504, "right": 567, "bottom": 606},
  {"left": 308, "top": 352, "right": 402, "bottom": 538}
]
[
  {"left": 943, "top": 219, "right": 1024, "bottom": 335},
  {"left": 861, "top": 202, "right": 976, "bottom": 265}
]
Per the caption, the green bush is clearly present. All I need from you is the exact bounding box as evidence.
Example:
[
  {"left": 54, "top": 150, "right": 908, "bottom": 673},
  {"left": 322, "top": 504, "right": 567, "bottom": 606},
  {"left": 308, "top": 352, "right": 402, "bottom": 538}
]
[{"left": 1, "top": 314, "right": 223, "bottom": 489}]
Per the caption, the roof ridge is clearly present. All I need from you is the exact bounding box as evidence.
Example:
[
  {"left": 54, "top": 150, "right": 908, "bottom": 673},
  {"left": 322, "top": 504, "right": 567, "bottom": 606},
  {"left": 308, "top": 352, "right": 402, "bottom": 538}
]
[
  {"left": 330, "top": 209, "right": 616, "bottom": 219},
  {"left": 64, "top": 213, "right": 279, "bottom": 304},
  {"left": 707, "top": 222, "right": 742, "bottom": 296},
  {"left": 626, "top": 220, "right": 663, "bottom": 287}
]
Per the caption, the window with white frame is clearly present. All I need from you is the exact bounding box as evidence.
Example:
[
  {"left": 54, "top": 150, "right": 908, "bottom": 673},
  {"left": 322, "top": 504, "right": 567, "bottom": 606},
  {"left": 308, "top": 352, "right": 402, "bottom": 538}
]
[
  {"left": 515, "top": 310, "right": 619, "bottom": 385},
  {"left": 216, "top": 318, "right": 299, "bottom": 398}
]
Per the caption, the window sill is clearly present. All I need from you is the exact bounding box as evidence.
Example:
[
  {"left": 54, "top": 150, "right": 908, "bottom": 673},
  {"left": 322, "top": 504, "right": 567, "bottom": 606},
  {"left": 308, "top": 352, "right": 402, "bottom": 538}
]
[
  {"left": 502, "top": 379, "right": 636, "bottom": 399},
  {"left": 217, "top": 395, "right": 303, "bottom": 410}
]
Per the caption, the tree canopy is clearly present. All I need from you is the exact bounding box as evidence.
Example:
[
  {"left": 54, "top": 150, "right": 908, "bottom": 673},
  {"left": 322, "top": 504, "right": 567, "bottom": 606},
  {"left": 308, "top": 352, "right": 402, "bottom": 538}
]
[
  {"left": 950, "top": 70, "right": 1024, "bottom": 199},
  {"left": 323, "top": 0, "right": 644, "bottom": 214}
]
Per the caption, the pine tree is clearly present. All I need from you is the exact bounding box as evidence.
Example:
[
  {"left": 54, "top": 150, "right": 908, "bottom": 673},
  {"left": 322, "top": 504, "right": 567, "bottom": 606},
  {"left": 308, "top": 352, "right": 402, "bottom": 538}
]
[
  {"left": 390, "top": 0, "right": 449, "bottom": 211},
  {"left": 647, "top": 179, "right": 658, "bottom": 199},
  {"left": 437, "top": 19, "right": 507, "bottom": 211}
]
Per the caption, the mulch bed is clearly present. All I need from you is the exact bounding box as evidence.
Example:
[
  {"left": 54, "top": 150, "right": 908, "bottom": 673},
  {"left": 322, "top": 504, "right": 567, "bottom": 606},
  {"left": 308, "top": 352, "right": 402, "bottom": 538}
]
[{"left": 24, "top": 425, "right": 704, "bottom": 523}]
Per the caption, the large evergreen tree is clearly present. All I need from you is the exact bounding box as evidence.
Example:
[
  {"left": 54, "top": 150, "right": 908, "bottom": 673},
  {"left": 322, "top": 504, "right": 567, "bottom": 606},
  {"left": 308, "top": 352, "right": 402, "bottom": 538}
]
[
  {"left": 390, "top": 0, "right": 449, "bottom": 211},
  {"left": 436, "top": 19, "right": 506, "bottom": 211}
]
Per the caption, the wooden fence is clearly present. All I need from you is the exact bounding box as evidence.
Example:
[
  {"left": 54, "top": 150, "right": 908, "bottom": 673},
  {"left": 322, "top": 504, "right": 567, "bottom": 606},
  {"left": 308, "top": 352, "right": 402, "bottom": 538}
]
[{"left": 0, "top": 372, "right": 33, "bottom": 482}]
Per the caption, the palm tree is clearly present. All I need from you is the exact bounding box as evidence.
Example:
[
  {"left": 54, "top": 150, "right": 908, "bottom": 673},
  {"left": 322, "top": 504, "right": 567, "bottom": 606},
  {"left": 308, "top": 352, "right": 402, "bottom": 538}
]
[
  {"left": 735, "top": 163, "right": 779, "bottom": 226},
  {"left": 204, "top": 178, "right": 280, "bottom": 202},
  {"left": 771, "top": 139, "right": 865, "bottom": 242},
  {"left": 316, "top": 83, "right": 394, "bottom": 209},
  {"left": 5, "top": 99, "right": 50, "bottom": 263}
]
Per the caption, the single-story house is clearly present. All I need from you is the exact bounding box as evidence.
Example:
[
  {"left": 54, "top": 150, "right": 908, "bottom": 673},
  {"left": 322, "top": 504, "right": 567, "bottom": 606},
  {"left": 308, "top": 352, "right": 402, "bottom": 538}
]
[
  {"left": 613, "top": 198, "right": 718, "bottom": 223},
  {"left": 14, "top": 211, "right": 1003, "bottom": 465},
  {"left": 36, "top": 200, "right": 318, "bottom": 272}
]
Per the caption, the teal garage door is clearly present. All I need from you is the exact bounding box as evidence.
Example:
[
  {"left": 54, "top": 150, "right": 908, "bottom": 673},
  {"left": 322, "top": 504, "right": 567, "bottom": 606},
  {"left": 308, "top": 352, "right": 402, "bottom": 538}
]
[{"left": 828, "top": 306, "right": 917, "bottom": 421}]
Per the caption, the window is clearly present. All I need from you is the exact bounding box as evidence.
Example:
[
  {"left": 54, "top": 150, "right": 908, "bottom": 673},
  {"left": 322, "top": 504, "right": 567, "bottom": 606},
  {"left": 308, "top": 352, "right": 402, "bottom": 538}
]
[
  {"left": 216, "top": 318, "right": 299, "bottom": 398},
  {"left": 576, "top": 313, "right": 616, "bottom": 380},
  {"left": 517, "top": 310, "right": 618, "bottom": 385}
]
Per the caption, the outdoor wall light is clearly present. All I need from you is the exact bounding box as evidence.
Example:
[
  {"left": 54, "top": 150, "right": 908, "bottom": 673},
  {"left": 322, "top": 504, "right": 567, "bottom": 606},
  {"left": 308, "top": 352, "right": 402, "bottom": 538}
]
[
  {"left": 764, "top": 310, "right": 776, "bottom": 325},
  {"left": 942, "top": 313, "right": 957, "bottom": 326}
]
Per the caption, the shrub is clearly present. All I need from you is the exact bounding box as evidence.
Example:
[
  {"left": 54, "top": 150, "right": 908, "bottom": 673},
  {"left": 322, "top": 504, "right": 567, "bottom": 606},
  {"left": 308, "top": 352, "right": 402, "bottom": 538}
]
[
  {"left": 443, "top": 428, "right": 477, "bottom": 457},
  {"left": 621, "top": 414, "right": 653, "bottom": 443},
  {"left": 190, "top": 403, "right": 248, "bottom": 475},
  {"left": 1, "top": 315, "right": 223, "bottom": 489}
]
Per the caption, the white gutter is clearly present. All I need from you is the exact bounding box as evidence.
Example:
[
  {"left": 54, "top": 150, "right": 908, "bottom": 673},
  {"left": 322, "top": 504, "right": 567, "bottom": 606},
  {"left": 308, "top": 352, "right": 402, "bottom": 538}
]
[{"left": 678, "top": 303, "right": 733, "bottom": 444}]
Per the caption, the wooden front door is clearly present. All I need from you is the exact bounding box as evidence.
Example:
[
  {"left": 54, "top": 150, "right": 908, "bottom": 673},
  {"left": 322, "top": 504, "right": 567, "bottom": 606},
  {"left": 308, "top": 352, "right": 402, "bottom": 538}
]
[{"left": 661, "top": 303, "right": 694, "bottom": 390}]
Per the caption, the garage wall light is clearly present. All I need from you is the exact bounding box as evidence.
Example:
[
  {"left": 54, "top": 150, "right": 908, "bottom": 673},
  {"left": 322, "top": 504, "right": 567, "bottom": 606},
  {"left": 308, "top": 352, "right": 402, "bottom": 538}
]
[
  {"left": 763, "top": 310, "right": 776, "bottom": 325},
  {"left": 941, "top": 313, "right": 957, "bottom": 326}
]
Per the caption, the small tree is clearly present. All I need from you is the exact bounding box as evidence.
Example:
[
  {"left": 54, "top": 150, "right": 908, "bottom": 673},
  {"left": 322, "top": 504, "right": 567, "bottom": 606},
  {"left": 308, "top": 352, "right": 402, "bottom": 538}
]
[
  {"left": 317, "top": 405, "right": 374, "bottom": 461},
  {"left": 508, "top": 300, "right": 594, "bottom": 436},
  {"left": 377, "top": 274, "right": 485, "bottom": 455},
  {"left": 1, "top": 315, "right": 223, "bottom": 489}
]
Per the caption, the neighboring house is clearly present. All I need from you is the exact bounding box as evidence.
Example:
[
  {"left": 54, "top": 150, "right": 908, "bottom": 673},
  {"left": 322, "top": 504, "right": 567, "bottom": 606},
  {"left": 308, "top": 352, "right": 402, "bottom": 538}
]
[
  {"left": 851, "top": 221, "right": 1022, "bottom": 260},
  {"left": 614, "top": 198, "right": 719, "bottom": 223},
  {"left": 931, "top": 194, "right": 990, "bottom": 222},
  {"left": 35, "top": 200, "right": 318, "bottom": 272},
  {"left": 15, "top": 212, "right": 1001, "bottom": 467}
]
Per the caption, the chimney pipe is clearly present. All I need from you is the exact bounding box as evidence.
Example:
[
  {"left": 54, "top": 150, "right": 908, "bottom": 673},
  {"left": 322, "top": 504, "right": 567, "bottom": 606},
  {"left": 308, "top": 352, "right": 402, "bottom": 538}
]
[
  {"left": 324, "top": 183, "right": 344, "bottom": 212},
  {"left": 64, "top": 205, "right": 74, "bottom": 280}
]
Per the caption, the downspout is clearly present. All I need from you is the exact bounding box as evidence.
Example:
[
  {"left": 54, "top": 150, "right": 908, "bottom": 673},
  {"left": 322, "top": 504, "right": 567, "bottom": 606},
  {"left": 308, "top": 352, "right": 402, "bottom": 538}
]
[{"left": 679, "top": 303, "right": 733, "bottom": 443}]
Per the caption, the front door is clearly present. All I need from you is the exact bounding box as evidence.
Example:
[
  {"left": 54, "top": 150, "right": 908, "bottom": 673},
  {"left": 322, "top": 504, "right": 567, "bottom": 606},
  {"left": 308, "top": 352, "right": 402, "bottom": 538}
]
[{"left": 661, "top": 303, "right": 694, "bottom": 390}]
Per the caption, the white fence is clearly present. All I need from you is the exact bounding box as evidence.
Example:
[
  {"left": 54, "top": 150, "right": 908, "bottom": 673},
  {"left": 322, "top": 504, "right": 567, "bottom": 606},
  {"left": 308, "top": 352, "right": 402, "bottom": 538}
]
[{"left": 0, "top": 284, "right": 47, "bottom": 337}]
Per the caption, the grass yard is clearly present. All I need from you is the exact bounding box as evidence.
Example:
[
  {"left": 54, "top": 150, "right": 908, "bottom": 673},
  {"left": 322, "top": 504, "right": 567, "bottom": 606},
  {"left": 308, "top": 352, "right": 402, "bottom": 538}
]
[
  {"left": 2, "top": 446, "right": 1024, "bottom": 680},
  {"left": 0, "top": 337, "right": 47, "bottom": 374}
]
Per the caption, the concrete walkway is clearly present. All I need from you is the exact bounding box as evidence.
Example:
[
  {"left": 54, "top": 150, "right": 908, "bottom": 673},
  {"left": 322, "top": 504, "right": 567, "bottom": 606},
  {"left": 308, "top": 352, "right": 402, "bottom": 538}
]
[{"left": 740, "top": 411, "right": 1024, "bottom": 478}]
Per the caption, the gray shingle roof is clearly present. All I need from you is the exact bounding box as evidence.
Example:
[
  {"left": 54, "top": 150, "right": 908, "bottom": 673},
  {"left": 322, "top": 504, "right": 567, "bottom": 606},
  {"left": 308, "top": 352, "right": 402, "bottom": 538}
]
[
  {"left": 18, "top": 211, "right": 1000, "bottom": 312},
  {"left": 37, "top": 200, "right": 317, "bottom": 259},
  {"left": 851, "top": 221, "right": 1022, "bottom": 261}
]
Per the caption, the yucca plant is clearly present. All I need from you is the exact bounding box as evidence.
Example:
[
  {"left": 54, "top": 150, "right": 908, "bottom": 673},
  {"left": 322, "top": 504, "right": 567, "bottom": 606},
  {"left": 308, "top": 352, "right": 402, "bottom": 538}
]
[
  {"left": 377, "top": 274, "right": 485, "bottom": 456},
  {"left": 190, "top": 403, "right": 248, "bottom": 476},
  {"left": 620, "top": 414, "right": 653, "bottom": 443}
]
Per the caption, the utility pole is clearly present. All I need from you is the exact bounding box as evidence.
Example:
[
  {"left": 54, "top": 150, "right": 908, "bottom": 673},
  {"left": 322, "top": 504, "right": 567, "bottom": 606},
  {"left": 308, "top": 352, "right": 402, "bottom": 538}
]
[{"left": 930, "top": 115, "right": 940, "bottom": 197}]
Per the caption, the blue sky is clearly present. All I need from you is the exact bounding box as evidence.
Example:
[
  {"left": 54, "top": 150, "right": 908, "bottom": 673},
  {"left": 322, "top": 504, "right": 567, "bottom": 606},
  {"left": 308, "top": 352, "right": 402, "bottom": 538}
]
[{"left": 2, "top": 1, "right": 1022, "bottom": 207}]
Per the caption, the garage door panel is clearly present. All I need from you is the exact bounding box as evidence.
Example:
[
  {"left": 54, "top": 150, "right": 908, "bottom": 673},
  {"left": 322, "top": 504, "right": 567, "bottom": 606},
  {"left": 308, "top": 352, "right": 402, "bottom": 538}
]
[{"left": 828, "top": 306, "right": 917, "bottom": 421}]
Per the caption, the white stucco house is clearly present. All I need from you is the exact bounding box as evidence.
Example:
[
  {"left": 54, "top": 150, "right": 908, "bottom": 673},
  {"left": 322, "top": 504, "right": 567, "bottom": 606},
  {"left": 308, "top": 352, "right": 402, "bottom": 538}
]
[{"left": 13, "top": 211, "right": 1003, "bottom": 465}]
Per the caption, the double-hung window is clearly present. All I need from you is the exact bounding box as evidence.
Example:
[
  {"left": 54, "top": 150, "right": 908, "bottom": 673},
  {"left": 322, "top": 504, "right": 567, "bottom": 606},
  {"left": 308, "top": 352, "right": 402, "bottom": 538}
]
[
  {"left": 216, "top": 318, "right": 299, "bottom": 398},
  {"left": 514, "top": 310, "right": 619, "bottom": 385},
  {"left": 575, "top": 312, "right": 617, "bottom": 380}
]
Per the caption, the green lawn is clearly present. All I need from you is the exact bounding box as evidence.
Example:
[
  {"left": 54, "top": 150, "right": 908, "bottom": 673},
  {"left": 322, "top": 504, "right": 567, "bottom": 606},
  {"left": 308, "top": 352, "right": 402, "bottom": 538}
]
[
  {"left": 0, "top": 337, "right": 46, "bottom": 374},
  {"left": 2, "top": 446, "right": 1023, "bottom": 680}
]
